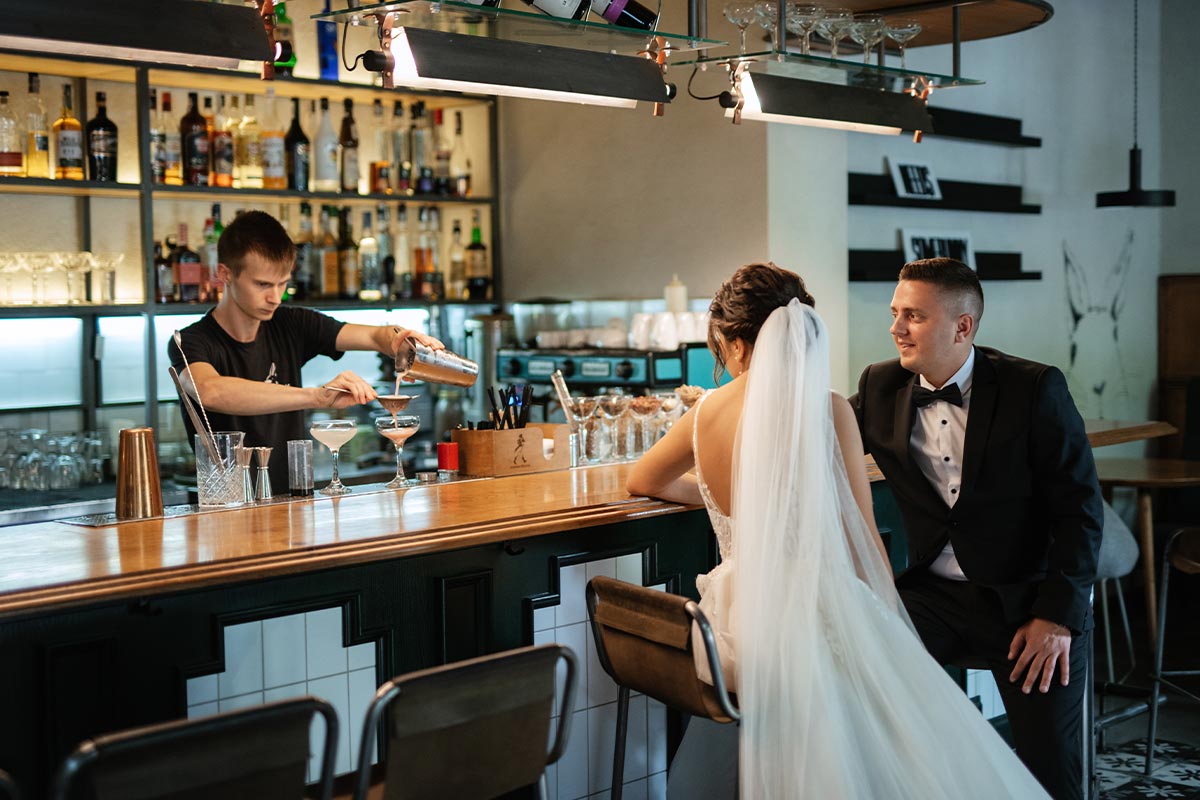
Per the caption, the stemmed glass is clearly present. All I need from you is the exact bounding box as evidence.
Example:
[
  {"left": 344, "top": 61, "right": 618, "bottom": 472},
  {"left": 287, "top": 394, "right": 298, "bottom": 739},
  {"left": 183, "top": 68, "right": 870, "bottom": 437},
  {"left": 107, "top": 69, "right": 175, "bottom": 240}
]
[
  {"left": 24, "top": 253, "right": 54, "bottom": 305},
  {"left": 653, "top": 392, "right": 683, "bottom": 441},
  {"left": 58, "top": 251, "right": 93, "bottom": 305},
  {"left": 375, "top": 414, "right": 420, "bottom": 489},
  {"left": 89, "top": 252, "right": 123, "bottom": 305},
  {"left": 815, "top": 7, "right": 854, "bottom": 59},
  {"left": 568, "top": 395, "right": 599, "bottom": 464},
  {"left": 310, "top": 419, "right": 357, "bottom": 496},
  {"left": 885, "top": 17, "right": 922, "bottom": 72},
  {"left": 0, "top": 254, "right": 16, "bottom": 305},
  {"left": 848, "top": 13, "right": 885, "bottom": 65},
  {"left": 784, "top": 4, "right": 824, "bottom": 56},
  {"left": 595, "top": 394, "right": 631, "bottom": 462},
  {"left": 723, "top": 0, "right": 756, "bottom": 54},
  {"left": 753, "top": 0, "right": 780, "bottom": 54},
  {"left": 628, "top": 395, "right": 663, "bottom": 458}
]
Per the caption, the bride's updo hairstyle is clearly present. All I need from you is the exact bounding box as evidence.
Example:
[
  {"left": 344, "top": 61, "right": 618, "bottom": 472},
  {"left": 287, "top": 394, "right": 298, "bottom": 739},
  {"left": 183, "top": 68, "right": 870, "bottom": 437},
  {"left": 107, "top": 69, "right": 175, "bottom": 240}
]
[{"left": 707, "top": 262, "right": 815, "bottom": 381}]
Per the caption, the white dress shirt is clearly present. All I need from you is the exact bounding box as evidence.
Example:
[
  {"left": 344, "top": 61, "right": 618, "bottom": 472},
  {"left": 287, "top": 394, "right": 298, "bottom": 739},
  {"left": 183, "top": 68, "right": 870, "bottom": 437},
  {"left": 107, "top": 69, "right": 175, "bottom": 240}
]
[{"left": 909, "top": 349, "right": 975, "bottom": 581}]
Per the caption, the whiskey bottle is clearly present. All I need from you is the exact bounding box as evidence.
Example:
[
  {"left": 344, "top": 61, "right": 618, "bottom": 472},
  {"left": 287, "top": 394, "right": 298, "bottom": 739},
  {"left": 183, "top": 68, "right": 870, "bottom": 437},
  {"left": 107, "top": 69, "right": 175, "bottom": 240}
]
[
  {"left": 369, "top": 99, "right": 391, "bottom": 194},
  {"left": 235, "top": 94, "right": 263, "bottom": 188},
  {"left": 161, "top": 92, "right": 183, "bottom": 185},
  {"left": 394, "top": 203, "right": 412, "bottom": 299},
  {"left": 260, "top": 89, "right": 286, "bottom": 190},
  {"left": 447, "top": 219, "right": 466, "bottom": 300},
  {"left": 86, "top": 91, "right": 119, "bottom": 182},
  {"left": 319, "top": 205, "right": 340, "bottom": 298},
  {"left": 180, "top": 92, "right": 209, "bottom": 186},
  {"left": 0, "top": 92, "right": 22, "bottom": 176},
  {"left": 391, "top": 100, "right": 410, "bottom": 195},
  {"left": 284, "top": 97, "right": 310, "bottom": 191},
  {"left": 52, "top": 84, "right": 84, "bottom": 181},
  {"left": 337, "top": 206, "right": 360, "bottom": 299},
  {"left": 432, "top": 108, "right": 452, "bottom": 196},
  {"left": 211, "top": 94, "right": 235, "bottom": 188},
  {"left": 23, "top": 74, "right": 49, "bottom": 179},
  {"left": 154, "top": 241, "right": 175, "bottom": 303},
  {"left": 338, "top": 98, "right": 359, "bottom": 194},
  {"left": 173, "top": 224, "right": 203, "bottom": 303},
  {"left": 465, "top": 209, "right": 490, "bottom": 300},
  {"left": 148, "top": 88, "right": 168, "bottom": 184}
]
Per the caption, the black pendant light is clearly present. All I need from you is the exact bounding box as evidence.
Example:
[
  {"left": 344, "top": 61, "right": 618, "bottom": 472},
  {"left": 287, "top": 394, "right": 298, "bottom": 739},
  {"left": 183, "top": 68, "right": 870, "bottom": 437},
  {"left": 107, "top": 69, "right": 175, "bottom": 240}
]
[{"left": 1097, "top": 0, "right": 1175, "bottom": 208}]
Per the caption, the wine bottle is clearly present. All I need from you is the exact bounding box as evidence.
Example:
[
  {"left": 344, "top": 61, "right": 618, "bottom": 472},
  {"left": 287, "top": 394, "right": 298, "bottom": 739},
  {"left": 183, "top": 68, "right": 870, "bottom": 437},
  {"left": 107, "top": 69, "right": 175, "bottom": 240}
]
[
  {"left": 337, "top": 206, "right": 359, "bottom": 299},
  {"left": 313, "top": 98, "right": 338, "bottom": 192},
  {"left": 86, "top": 91, "right": 119, "bottom": 182},
  {"left": 273, "top": 1, "right": 297, "bottom": 77},
  {"left": 432, "top": 108, "right": 452, "bottom": 196},
  {"left": 465, "top": 209, "right": 490, "bottom": 300},
  {"left": 180, "top": 92, "right": 209, "bottom": 186},
  {"left": 410, "top": 102, "right": 431, "bottom": 194},
  {"left": 0, "top": 92, "right": 22, "bottom": 176},
  {"left": 292, "top": 202, "right": 314, "bottom": 301},
  {"left": 523, "top": 0, "right": 589, "bottom": 20},
  {"left": 285, "top": 97, "right": 310, "bottom": 191},
  {"left": 448, "top": 219, "right": 466, "bottom": 300},
  {"left": 211, "top": 95, "right": 235, "bottom": 188},
  {"left": 449, "top": 111, "right": 471, "bottom": 198},
  {"left": 260, "top": 89, "right": 286, "bottom": 190},
  {"left": 23, "top": 74, "right": 49, "bottom": 179},
  {"left": 590, "top": 0, "right": 657, "bottom": 29},
  {"left": 390, "top": 100, "right": 410, "bottom": 195},
  {"left": 52, "top": 84, "right": 84, "bottom": 181},
  {"left": 154, "top": 241, "right": 175, "bottom": 303},
  {"left": 338, "top": 98, "right": 359, "bottom": 195},
  {"left": 369, "top": 99, "right": 391, "bottom": 194}
]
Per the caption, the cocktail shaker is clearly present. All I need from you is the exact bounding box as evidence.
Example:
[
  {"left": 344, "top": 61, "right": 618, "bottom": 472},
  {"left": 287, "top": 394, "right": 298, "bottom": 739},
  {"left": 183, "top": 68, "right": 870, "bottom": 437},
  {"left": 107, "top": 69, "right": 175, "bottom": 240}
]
[
  {"left": 115, "top": 427, "right": 164, "bottom": 520},
  {"left": 394, "top": 339, "right": 479, "bottom": 388}
]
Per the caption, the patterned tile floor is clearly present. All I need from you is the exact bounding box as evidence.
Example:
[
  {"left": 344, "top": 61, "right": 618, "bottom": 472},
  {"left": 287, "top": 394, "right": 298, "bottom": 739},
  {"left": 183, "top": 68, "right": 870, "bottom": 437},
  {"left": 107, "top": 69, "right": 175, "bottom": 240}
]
[{"left": 1097, "top": 739, "right": 1200, "bottom": 799}]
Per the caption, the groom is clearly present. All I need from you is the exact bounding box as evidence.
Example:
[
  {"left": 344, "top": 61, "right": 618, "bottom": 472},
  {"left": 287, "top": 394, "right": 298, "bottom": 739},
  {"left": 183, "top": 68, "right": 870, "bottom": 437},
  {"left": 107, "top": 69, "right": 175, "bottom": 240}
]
[{"left": 851, "top": 258, "right": 1103, "bottom": 800}]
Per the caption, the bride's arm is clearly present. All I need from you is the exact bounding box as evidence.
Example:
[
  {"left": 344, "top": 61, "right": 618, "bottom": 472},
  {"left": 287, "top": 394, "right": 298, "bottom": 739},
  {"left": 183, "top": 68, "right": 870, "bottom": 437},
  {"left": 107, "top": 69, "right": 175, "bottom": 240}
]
[
  {"left": 832, "top": 393, "right": 893, "bottom": 576},
  {"left": 626, "top": 405, "right": 702, "bottom": 505}
]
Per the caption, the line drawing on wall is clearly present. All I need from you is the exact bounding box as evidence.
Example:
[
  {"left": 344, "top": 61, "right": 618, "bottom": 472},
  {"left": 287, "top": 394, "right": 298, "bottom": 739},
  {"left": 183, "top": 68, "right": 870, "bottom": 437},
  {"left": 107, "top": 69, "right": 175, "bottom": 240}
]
[{"left": 1063, "top": 230, "right": 1134, "bottom": 420}]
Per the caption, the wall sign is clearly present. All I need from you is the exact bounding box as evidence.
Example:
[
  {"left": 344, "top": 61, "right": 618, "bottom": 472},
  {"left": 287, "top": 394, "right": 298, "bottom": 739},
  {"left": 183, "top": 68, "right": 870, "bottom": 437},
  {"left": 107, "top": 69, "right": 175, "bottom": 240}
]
[
  {"left": 901, "top": 228, "right": 976, "bottom": 268},
  {"left": 888, "top": 158, "right": 942, "bottom": 200}
]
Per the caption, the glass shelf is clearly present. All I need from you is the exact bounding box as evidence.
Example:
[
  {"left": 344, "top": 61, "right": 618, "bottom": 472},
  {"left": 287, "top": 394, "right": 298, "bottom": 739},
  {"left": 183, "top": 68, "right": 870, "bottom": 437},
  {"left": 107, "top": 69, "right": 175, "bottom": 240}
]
[
  {"left": 314, "top": 0, "right": 726, "bottom": 57},
  {"left": 671, "top": 50, "right": 983, "bottom": 91},
  {"left": 150, "top": 184, "right": 495, "bottom": 205}
]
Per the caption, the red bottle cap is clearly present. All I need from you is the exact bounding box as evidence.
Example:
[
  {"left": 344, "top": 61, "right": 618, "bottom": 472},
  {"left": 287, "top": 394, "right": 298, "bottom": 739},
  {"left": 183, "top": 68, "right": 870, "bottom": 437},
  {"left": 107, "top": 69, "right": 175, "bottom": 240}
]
[{"left": 437, "top": 442, "right": 459, "bottom": 471}]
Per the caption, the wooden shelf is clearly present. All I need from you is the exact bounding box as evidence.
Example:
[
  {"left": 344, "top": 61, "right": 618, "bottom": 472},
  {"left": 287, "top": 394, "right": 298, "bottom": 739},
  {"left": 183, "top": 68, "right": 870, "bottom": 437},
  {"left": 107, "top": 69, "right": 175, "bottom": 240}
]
[
  {"left": 849, "top": 250, "right": 1041, "bottom": 282},
  {"left": 845, "top": 0, "right": 1053, "bottom": 48},
  {"left": 0, "top": 177, "right": 139, "bottom": 198},
  {"left": 848, "top": 173, "right": 1041, "bottom": 214},
  {"left": 927, "top": 107, "right": 1042, "bottom": 148},
  {"left": 0, "top": 303, "right": 146, "bottom": 319},
  {"left": 150, "top": 184, "right": 494, "bottom": 205}
]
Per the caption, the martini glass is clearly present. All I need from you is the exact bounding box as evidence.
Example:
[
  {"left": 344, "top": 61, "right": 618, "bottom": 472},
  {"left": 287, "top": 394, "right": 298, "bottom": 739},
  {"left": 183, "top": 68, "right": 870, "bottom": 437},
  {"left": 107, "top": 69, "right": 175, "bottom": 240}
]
[
  {"left": 311, "top": 419, "right": 357, "bottom": 496},
  {"left": 568, "top": 395, "right": 599, "bottom": 464},
  {"left": 885, "top": 18, "right": 922, "bottom": 72},
  {"left": 723, "top": 0, "right": 756, "bottom": 54},
  {"left": 815, "top": 7, "right": 854, "bottom": 58},
  {"left": 376, "top": 414, "right": 421, "bottom": 488},
  {"left": 595, "top": 393, "right": 632, "bottom": 462},
  {"left": 848, "top": 13, "right": 885, "bottom": 65},
  {"left": 784, "top": 4, "right": 824, "bottom": 56}
]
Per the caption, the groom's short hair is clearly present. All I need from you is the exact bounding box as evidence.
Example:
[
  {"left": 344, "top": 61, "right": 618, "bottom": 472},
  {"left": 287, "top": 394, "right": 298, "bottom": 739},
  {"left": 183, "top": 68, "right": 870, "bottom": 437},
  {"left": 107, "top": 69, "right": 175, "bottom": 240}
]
[{"left": 899, "top": 258, "right": 984, "bottom": 325}]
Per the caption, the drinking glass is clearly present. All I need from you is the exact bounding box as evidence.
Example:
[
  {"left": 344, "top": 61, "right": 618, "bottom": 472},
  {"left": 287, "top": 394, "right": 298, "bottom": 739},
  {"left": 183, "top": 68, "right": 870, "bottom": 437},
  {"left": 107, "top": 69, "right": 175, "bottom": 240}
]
[
  {"left": 885, "top": 17, "right": 922, "bottom": 72},
  {"left": 375, "top": 414, "right": 421, "bottom": 489},
  {"left": 784, "top": 4, "right": 824, "bottom": 55},
  {"left": 723, "top": 0, "right": 757, "bottom": 54},
  {"left": 196, "top": 431, "right": 245, "bottom": 507},
  {"left": 753, "top": 0, "right": 780, "bottom": 53},
  {"left": 568, "top": 395, "right": 599, "bottom": 464},
  {"left": 595, "top": 394, "right": 632, "bottom": 462},
  {"left": 310, "top": 419, "right": 357, "bottom": 496},
  {"left": 0, "top": 254, "right": 16, "bottom": 304},
  {"left": 90, "top": 252, "right": 123, "bottom": 304},
  {"left": 814, "top": 7, "right": 853, "bottom": 58},
  {"left": 652, "top": 392, "right": 683, "bottom": 441},
  {"left": 848, "top": 13, "right": 885, "bottom": 65},
  {"left": 24, "top": 253, "right": 54, "bottom": 305},
  {"left": 58, "top": 251, "right": 93, "bottom": 305},
  {"left": 627, "top": 395, "right": 663, "bottom": 458}
]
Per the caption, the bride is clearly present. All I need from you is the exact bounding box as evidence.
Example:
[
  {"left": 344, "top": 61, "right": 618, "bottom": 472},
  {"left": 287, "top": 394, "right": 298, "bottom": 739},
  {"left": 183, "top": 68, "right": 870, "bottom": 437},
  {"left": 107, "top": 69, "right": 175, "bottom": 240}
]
[{"left": 626, "top": 263, "right": 1050, "bottom": 799}]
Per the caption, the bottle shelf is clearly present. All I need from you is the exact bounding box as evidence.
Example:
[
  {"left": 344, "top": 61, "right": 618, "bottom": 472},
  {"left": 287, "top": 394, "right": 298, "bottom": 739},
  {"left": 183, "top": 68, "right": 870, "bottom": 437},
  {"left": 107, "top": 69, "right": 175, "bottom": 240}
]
[
  {"left": 314, "top": 0, "right": 725, "bottom": 58},
  {"left": 0, "top": 303, "right": 146, "bottom": 319},
  {"left": 848, "top": 173, "right": 1041, "bottom": 214},
  {"left": 849, "top": 250, "right": 1040, "bottom": 282},
  {"left": 151, "top": 298, "right": 494, "bottom": 315},
  {"left": 149, "top": 184, "right": 494, "bottom": 205},
  {"left": 0, "top": 176, "right": 140, "bottom": 198}
]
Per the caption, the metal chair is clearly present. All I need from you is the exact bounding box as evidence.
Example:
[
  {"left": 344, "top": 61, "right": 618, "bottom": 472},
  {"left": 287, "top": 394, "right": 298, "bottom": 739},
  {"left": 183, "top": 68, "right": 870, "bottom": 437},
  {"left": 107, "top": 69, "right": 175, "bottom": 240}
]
[
  {"left": 52, "top": 695, "right": 337, "bottom": 800},
  {"left": 351, "top": 643, "right": 577, "bottom": 800},
  {"left": 1145, "top": 526, "right": 1200, "bottom": 774},
  {"left": 586, "top": 576, "right": 739, "bottom": 800},
  {"left": 0, "top": 769, "right": 18, "bottom": 800}
]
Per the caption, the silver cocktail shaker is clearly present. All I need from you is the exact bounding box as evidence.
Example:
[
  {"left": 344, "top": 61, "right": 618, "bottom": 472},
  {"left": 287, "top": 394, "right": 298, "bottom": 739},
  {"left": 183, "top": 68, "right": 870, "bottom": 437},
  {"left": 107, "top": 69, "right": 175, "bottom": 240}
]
[{"left": 395, "top": 339, "right": 479, "bottom": 387}]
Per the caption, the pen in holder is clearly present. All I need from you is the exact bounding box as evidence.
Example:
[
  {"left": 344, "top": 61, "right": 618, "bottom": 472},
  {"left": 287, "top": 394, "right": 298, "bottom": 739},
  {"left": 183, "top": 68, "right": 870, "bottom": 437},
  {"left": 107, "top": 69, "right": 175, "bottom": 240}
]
[{"left": 254, "top": 446, "right": 273, "bottom": 501}]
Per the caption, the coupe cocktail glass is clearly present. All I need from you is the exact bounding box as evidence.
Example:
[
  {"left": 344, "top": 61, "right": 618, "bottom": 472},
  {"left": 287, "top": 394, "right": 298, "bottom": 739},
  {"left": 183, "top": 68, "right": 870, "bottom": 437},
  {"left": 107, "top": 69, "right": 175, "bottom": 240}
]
[
  {"left": 815, "top": 7, "right": 853, "bottom": 59},
  {"left": 375, "top": 414, "right": 420, "bottom": 489},
  {"left": 848, "top": 13, "right": 885, "bottom": 65},
  {"left": 885, "top": 18, "right": 922, "bottom": 72},
  {"left": 311, "top": 419, "right": 357, "bottom": 496},
  {"left": 628, "top": 395, "right": 663, "bottom": 458},
  {"left": 568, "top": 395, "right": 599, "bottom": 464},
  {"left": 595, "top": 393, "right": 632, "bottom": 462}
]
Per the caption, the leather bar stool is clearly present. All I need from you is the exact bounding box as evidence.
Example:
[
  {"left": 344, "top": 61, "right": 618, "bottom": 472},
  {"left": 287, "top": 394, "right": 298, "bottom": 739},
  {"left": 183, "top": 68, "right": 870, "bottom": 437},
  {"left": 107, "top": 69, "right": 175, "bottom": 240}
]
[
  {"left": 52, "top": 696, "right": 338, "bottom": 800},
  {"left": 349, "top": 643, "right": 577, "bottom": 800},
  {"left": 1145, "top": 527, "right": 1200, "bottom": 775},
  {"left": 0, "top": 769, "right": 17, "bottom": 800},
  {"left": 586, "top": 576, "right": 739, "bottom": 800}
]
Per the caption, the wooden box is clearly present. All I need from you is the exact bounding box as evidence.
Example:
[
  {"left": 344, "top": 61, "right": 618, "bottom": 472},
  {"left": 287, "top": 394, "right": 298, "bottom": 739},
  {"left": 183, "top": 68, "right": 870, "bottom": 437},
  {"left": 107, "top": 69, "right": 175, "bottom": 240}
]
[{"left": 450, "top": 423, "right": 573, "bottom": 478}]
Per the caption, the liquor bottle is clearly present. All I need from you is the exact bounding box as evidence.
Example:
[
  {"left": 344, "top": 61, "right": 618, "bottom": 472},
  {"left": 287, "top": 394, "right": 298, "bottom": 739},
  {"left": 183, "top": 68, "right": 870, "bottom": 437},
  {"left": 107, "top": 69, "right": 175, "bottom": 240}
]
[
  {"left": 449, "top": 111, "right": 470, "bottom": 198},
  {"left": 432, "top": 109, "right": 453, "bottom": 196},
  {"left": 285, "top": 97, "right": 309, "bottom": 191},
  {"left": 211, "top": 95, "right": 235, "bottom": 188},
  {"left": 394, "top": 203, "right": 412, "bottom": 299},
  {"left": 523, "top": 0, "right": 589, "bottom": 20},
  {"left": 148, "top": 88, "right": 168, "bottom": 184},
  {"left": 174, "top": 223, "right": 203, "bottom": 303},
  {"left": 465, "top": 209, "right": 490, "bottom": 300},
  {"left": 204, "top": 204, "right": 223, "bottom": 301},
  {"left": 424, "top": 205, "right": 443, "bottom": 299},
  {"left": 411, "top": 204, "right": 429, "bottom": 298},
  {"left": 319, "top": 205, "right": 339, "bottom": 297},
  {"left": 447, "top": 219, "right": 466, "bottom": 300},
  {"left": 154, "top": 241, "right": 175, "bottom": 303},
  {"left": 410, "top": 103, "right": 433, "bottom": 194},
  {"left": 235, "top": 94, "right": 263, "bottom": 188},
  {"left": 590, "top": 0, "right": 657, "bottom": 29},
  {"left": 337, "top": 207, "right": 360, "bottom": 299},
  {"left": 390, "top": 101, "right": 410, "bottom": 195},
  {"left": 369, "top": 99, "right": 391, "bottom": 194},
  {"left": 317, "top": 0, "right": 339, "bottom": 82},
  {"left": 260, "top": 89, "right": 286, "bottom": 190},
  {"left": 180, "top": 92, "right": 209, "bottom": 186},
  {"left": 52, "top": 84, "right": 84, "bottom": 181},
  {"left": 273, "top": 1, "right": 297, "bottom": 77},
  {"left": 358, "top": 210, "right": 382, "bottom": 301},
  {"left": 313, "top": 98, "right": 338, "bottom": 192},
  {"left": 0, "top": 92, "right": 22, "bottom": 176},
  {"left": 23, "top": 74, "right": 49, "bottom": 179},
  {"left": 375, "top": 203, "right": 394, "bottom": 299},
  {"left": 202, "top": 96, "right": 215, "bottom": 134},
  {"left": 338, "top": 98, "right": 359, "bottom": 194},
  {"left": 292, "top": 202, "right": 314, "bottom": 301},
  {"left": 161, "top": 92, "right": 183, "bottom": 185},
  {"left": 85, "top": 91, "right": 119, "bottom": 182}
]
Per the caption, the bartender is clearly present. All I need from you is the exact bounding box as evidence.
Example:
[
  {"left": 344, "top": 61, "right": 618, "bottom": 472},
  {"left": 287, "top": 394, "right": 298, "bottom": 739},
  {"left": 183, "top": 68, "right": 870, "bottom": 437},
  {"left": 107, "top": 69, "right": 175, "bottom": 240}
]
[{"left": 168, "top": 210, "right": 443, "bottom": 493}]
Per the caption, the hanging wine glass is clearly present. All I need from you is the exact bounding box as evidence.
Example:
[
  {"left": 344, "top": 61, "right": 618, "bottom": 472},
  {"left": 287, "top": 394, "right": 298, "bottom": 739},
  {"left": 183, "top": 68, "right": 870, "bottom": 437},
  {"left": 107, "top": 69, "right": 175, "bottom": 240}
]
[
  {"left": 753, "top": 0, "right": 781, "bottom": 54},
  {"left": 884, "top": 18, "right": 922, "bottom": 72},
  {"left": 814, "top": 7, "right": 854, "bottom": 59},
  {"left": 723, "top": 0, "right": 757, "bottom": 54},
  {"left": 848, "top": 13, "right": 885, "bottom": 65},
  {"left": 783, "top": 4, "right": 824, "bottom": 56}
]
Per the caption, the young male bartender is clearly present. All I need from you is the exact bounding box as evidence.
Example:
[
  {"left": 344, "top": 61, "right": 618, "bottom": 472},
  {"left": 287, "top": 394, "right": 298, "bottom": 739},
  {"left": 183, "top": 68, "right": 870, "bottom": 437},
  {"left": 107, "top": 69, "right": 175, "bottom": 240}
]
[{"left": 168, "top": 210, "right": 444, "bottom": 492}]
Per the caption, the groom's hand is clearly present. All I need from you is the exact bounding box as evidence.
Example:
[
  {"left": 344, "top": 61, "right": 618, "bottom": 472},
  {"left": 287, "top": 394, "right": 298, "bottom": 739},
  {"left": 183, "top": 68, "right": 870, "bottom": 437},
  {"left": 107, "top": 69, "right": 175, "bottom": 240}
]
[{"left": 1007, "top": 618, "right": 1072, "bottom": 694}]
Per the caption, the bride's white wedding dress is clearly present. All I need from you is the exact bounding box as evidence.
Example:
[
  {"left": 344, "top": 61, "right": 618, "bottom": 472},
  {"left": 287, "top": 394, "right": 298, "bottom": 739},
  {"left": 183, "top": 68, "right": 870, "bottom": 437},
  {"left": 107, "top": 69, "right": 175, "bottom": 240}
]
[{"left": 682, "top": 300, "right": 1051, "bottom": 799}]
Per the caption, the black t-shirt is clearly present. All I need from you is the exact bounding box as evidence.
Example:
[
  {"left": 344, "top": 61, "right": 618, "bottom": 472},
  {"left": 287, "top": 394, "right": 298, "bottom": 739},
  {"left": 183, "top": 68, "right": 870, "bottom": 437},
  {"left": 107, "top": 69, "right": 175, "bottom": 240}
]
[{"left": 168, "top": 305, "right": 346, "bottom": 492}]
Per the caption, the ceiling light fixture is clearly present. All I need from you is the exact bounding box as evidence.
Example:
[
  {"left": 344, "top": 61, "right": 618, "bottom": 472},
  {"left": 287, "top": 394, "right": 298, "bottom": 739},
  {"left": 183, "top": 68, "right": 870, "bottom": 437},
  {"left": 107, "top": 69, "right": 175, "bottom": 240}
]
[{"left": 0, "top": 0, "right": 273, "bottom": 69}]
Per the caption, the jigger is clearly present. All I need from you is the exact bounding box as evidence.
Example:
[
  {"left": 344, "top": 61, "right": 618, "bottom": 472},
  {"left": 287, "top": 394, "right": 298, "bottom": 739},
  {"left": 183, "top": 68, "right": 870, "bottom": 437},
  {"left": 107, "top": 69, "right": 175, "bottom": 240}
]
[
  {"left": 116, "top": 427, "right": 164, "bottom": 520},
  {"left": 254, "top": 447, "right": 273, "bottom": 501},
  {"left": 237, "top": 445, "right": 255, "bottom": 505}
]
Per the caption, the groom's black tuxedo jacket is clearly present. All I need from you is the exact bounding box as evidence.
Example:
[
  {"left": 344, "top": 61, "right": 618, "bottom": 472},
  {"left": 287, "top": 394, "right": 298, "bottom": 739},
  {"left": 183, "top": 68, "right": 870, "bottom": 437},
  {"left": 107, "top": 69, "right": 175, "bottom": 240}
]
[{"left": 850, "top": 346, "right": 1103, "bottom": 634}]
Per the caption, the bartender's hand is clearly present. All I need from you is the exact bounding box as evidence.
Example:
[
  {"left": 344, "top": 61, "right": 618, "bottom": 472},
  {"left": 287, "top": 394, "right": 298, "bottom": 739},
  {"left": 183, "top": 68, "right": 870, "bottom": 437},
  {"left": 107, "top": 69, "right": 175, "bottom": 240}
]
[
  {"left": 1008, "top": 617, "right": 1072, "bottom": 694},
  {"left": 315, "top": 370, "right": 378, "bottom": 408},
  {"left": 389, "top": 327, "right": 445, "bottom": 356}
]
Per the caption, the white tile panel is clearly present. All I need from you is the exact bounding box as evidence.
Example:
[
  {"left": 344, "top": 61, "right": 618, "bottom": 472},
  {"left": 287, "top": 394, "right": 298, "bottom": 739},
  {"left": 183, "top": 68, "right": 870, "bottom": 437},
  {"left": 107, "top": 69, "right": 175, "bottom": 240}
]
[
  {"left": 556, "top": 563, "right": 589, "bottom": 627},
  {"left": 615, "top": 553, "right": 643, "bottom": 586},
  {"left": 347, "top": 642, "right": 375, "bottom": 672},
  {"left": 217, "top": 621, "right": 264, "bottom": 699},
  {"left": 308, "top": 673, "right": 353, "bottom": 779},
  {"left": 186, "top": 673, "right": 218, "bottom": 707},
  {"left": 218, "top": 691, "right": 264, "bottom": 713},
  {"left": 587, "top": 697, "right": 648, "bottom": 794},
  {"left": 263, "top": 682, "right": 307, "bottom": 703},
  {"left": 586, "top": 621, "right": 620, "bottom": 708},
  {"left": 556, "top": 622, "right": 590, "bottom": 717},
  {"left": 556, "top": 709, "right": 590, "bottom": 800},
  {"left": 187, "top": 700, "right": 218, "bottom": 720},
  {"left": 306, "top": 608, "right": 348, "bottom": 679},
  {"left": 647, "top": 700, "right": 667, "bottom": 775},
  {"left": 534, "top": 604, "right": 557, "bottom": 632},
  {"left": 348, "top": 666, "right": 380, "bottom": 770},
  {"left": 263, "top": 613, "right": 307, "bottom": 690},
  {"left": 648, "top": 771, "right": 667, "bottom": 800},
  {"left": 586, "top": 558, "right": 617, "bottom": 582}
]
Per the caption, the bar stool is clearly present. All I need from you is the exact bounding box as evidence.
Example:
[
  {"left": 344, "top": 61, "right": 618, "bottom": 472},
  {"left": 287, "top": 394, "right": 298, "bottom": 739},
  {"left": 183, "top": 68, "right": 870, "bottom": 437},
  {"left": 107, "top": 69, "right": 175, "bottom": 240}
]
[
  {"left": 1095, "top": 457, "right": 1200, "bottom": 650},
  {"left": 0, "top": 769, "right": 17, "bottom": 800},
  {"left": 586, "top": 576, "right": 739, "bottom": 800},
  {"left": 1145, "top": 527, "right": 1200, "bottom": 775},
  {"left": 349, "top": 643, "right": 577, "bottom": 800},
  {"left": 52, "top": 696, "right": 338, "bottom": 800}
]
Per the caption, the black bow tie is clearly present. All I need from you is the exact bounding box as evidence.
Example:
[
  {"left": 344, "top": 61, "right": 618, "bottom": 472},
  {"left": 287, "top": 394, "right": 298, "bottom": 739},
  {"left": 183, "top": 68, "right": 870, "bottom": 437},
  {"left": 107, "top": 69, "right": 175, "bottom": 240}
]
[{"left": 912, "top": 383, "right": 963, "bottom": 408}]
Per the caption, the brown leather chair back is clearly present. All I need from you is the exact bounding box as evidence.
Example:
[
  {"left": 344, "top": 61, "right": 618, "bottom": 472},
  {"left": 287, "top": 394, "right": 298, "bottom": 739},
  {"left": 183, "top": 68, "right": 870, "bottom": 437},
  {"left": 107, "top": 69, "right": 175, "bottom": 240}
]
[
  {"left": 0, "top": 768, "right": 17, "bottom": 800},
  {"left": 1168, "top": 527, "right": 1200, "bottom": 575},
  {"left": 52, "top": 696, "right": 337, "bottom": 800},
  {"left": 586, "top": 576, "right": 739, "bottom": 724},
  {"left": 356, "top": 644, "right": 577, "bottom": 800}
]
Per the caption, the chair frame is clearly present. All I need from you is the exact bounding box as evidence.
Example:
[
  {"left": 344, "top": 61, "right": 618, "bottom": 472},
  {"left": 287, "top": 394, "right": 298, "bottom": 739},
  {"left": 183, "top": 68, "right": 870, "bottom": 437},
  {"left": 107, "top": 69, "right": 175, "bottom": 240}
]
[
  {"left": 352, "top": 643, "right": 578, "bottom": 800},
  {"left": 52, "top": 696, "right": 338, "bottom": 800},
  {"left": 586, "top": 580, "right": 739, "bottom": 800}
]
